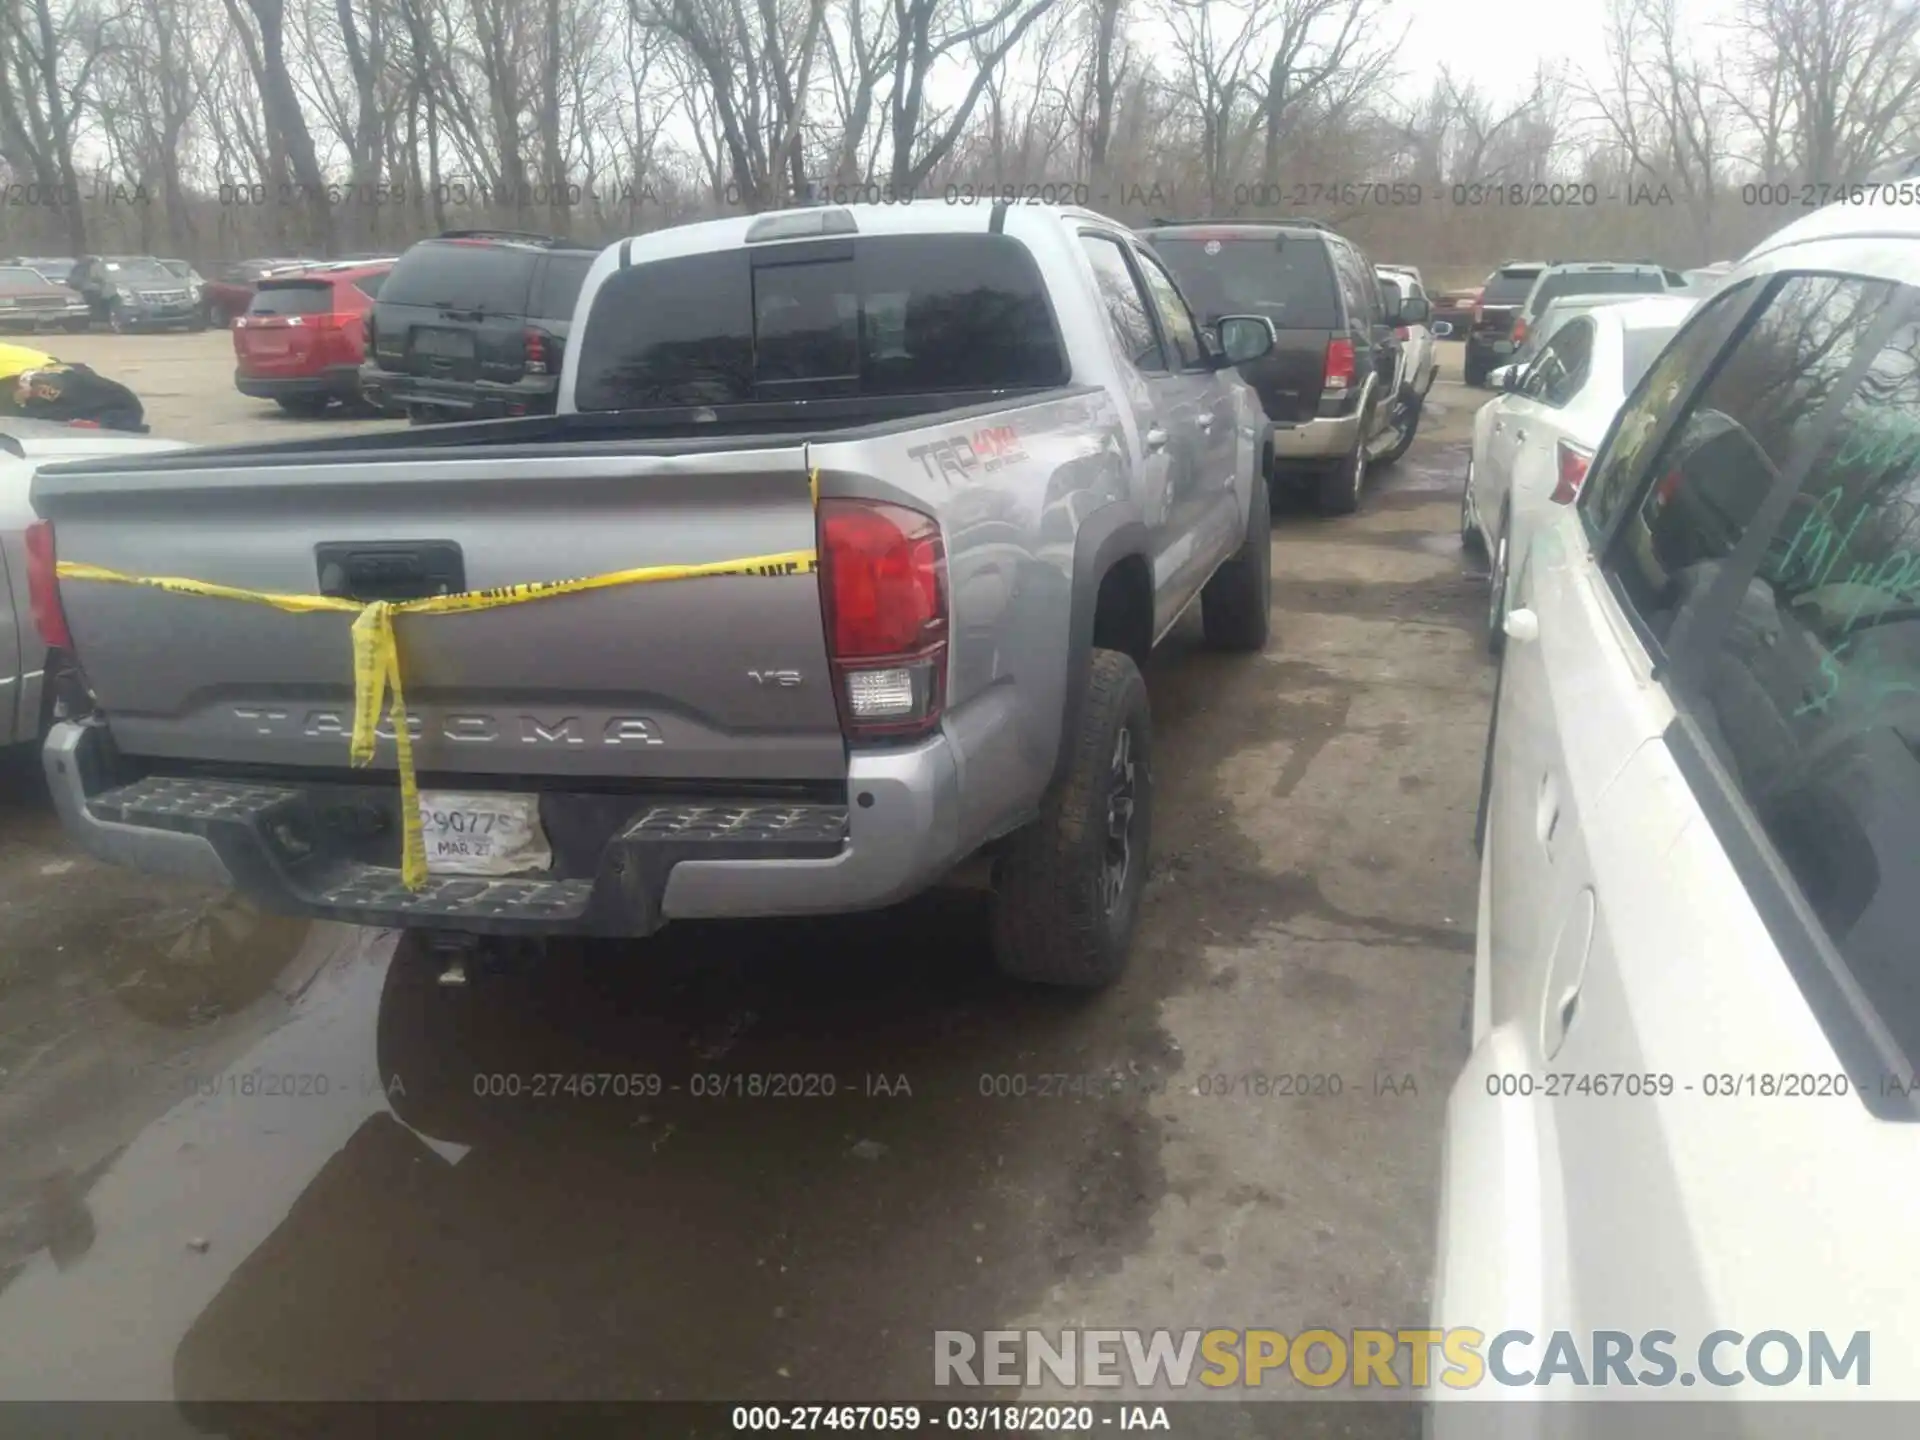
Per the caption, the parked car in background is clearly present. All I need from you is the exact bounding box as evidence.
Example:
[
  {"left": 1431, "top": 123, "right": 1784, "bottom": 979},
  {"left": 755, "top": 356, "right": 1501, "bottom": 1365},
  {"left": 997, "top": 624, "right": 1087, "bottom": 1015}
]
[
  {"left": 1498, "top": 261, "right": 1677, "bottom": 376},
  {"left": 2, "top": 419, "right": 189, "bottom": 750},
  {"left": 1679, "top": 262, "right": 1735, "bottom": 294},
  {"left": 1432, "top": 284, "right": 1481, "bottom": 331},
  {"left": 1139, "top": 217, "right": 1416, "bottom": 514},
  {"left": 232, "top": 261, "right": 393, "bottom": 416},
  {"left": 1505, "top": 292, "right": 1645, "bottom": 369},
  {"left": 68, "top": 256, "right": 205, "bottom": 333},
  {"left": 1463, "top": 261, "right": 1546, "bottom": 386},
  {"left": 359, "top": 231, "right": 599, "bottom": 424},
  {"left": 157, "top": 258, "right": 207, "bottom": 314},
  {"left": 200, "top": 258, "right": 312, "bottom": 328},
  {"left": 1462, "top": 293, "right": 1698, "bottom": 652},
  {"left": 1432, "top": 198, "right": 1920, "bottom": 1415},
  {"left": 34, "top": 199, "right": 1280, "bottom": 990},
  {"left": 4, "top": 257, "right": 77, "bottom": 286},
  {"left": 1375, "top": 266, "right": 1451, "bottom": 397},
  {"left": 0, "top": 265, "right": 91, "bottom": 333}
]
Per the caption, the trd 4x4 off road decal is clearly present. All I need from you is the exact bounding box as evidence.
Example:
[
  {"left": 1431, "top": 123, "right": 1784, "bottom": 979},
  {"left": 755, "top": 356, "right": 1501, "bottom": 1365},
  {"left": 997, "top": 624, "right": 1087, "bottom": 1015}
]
[{"left": 908, "top": 424, "right": 1030, "bottom": 481}]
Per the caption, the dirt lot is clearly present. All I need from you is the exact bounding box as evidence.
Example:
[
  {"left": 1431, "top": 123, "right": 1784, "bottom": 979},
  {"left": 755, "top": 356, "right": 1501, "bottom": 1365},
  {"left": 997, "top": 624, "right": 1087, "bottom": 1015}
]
[{"left": 0, "top": 331, "right": 1492, "bottom": 1421}]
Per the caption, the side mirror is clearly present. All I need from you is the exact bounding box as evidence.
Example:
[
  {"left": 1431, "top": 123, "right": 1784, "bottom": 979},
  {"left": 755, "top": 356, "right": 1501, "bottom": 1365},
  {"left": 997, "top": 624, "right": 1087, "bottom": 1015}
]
[
  {"left": 1215, "top": 314, "right": 1277, "bottom": 366},
  {"left": 1400, "top": 296, "right": 1431, "bottom": 325},
  {"left": 1431, "top": 320, "right": 1454, "bottom": 339}
]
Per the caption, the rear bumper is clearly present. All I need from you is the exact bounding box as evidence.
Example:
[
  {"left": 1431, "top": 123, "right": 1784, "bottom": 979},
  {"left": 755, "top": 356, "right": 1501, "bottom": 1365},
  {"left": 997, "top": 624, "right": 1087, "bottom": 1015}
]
[
  {"left": 360, "top": 366, "right": 560, "bottom": 417},
  {"left": 43, "top": 720, "right": 967, "bottom": 938},
  {"left": 235, "top": 365, "right": 363, "bottom": 400},
  {"left": 1267, "top": 408, "right": 1364, "bottom": 463}
]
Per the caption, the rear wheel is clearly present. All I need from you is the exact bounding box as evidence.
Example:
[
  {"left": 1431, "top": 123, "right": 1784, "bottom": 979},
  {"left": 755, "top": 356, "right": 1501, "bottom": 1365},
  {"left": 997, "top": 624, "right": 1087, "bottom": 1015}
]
[
  {"left": 1464, "top": 353, "right": 1488, "bottom": 387},
  {"left": 61, "top": 317, "right": 89, "bottom": 333},
  {"left": 275, "top": 394, "right": 331, "bottom": 417},
  {"left": 208, "top": 303, "right": 231, "bottom": 328},
  {"left": 991, "top": 649, "right": 1152, "bottom": 989},
  {"left": 1375, "top": 391, "right": 1421, "bottom": 466},
  {"left": 1201, "top": 475, "right": 1271, "bottom": 651},
  {"left": 1317, "top": 419, "right": 1368, "bottom": 516}
]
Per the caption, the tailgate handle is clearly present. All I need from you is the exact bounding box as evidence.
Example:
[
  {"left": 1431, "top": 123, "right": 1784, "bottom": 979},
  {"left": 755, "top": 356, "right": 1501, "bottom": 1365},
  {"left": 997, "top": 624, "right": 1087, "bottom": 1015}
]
[{"left": 316, "top": 541, "right": 466, "bottom": 602}]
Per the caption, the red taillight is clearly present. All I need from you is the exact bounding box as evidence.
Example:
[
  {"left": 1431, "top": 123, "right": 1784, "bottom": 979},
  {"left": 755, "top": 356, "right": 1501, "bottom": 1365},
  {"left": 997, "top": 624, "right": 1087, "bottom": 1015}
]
[
  {"left": 313, "top": 311, "right": 351, "bottom": 332},
  {"left": 818, "top": 497, "right": 948, "bottom": 739},
  {"left": 525, "top": 328, "right": 549, "bottom": 375},
  {"left": 1511, "top": 317, "right": 1528, "bottom": 346},
  {"left": 1551, "top": 441, "right": 1593, "bottom": 504},
  {"left": 24, "top": 520, "right": 71, "bottom": 650},
  {"left": 1323, "top": 338, "right": 1356, "bottom": 391}
]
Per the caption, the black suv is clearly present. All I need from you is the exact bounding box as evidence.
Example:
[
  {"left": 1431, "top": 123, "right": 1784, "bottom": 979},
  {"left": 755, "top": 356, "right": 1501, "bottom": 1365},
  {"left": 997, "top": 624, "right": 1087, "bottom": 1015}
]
[
  {"left": 1139, "top": 218, "right": 1420, "bottom": 516},
  {"left": 68, "top": 255, "right": 206, "bottom": 332},
  {"left": 359, "top": 231, "right": 599, "bottom": 423},
  {"left": 1462, "top": 261, "right": 1546, "bottom": 386}
]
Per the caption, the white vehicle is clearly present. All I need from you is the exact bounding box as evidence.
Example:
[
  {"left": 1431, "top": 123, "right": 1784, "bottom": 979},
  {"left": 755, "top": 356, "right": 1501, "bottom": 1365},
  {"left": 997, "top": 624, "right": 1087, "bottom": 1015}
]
[
  {"left": 1461, "top": 294, "right": 1698, "bottom": 651},
  {"left": 1431, "top": 196, "right": 1920, "bottom": 1414},
  {"left": 1, "top": 421, "right": 188, "bottom": 748},
  {"left": 1375, "top": 267, "right": 1449, "bottom": 398}
]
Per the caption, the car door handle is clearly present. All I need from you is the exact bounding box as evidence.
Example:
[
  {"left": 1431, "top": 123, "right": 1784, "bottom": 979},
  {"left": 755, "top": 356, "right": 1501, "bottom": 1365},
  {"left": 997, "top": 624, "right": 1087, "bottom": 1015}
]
[{"left": 1144, "top": 426, "right": 1169, "bottom": 452}]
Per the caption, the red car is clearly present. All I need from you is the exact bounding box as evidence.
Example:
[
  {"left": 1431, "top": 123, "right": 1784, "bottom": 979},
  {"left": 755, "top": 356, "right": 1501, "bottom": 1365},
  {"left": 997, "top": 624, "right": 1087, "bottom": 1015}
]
[
  {"left": 232, "top": 262, "right": 392, "bottom": 416},
  {"left": 1432, "top": 286, "right": 1483, "bottom": 331}
]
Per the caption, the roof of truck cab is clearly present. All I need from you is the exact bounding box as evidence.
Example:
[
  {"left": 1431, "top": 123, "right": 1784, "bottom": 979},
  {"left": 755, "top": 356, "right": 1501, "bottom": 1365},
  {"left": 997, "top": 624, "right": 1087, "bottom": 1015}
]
[{"left": 619, "top": 199, "right": 1124, "bottom": 268}]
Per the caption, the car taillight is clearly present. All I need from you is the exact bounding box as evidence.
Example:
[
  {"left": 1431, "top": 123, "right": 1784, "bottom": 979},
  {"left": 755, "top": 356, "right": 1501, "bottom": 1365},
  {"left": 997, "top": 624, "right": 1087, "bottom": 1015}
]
[
  {"left": 818, "top": 497, "right": 948, "bottom": 739},
  {"left": 1323, "top": 338, "right": 1356, "bottom": 391},
  {"left": 525, "top": 328, "right": 549, "bottom": 375},
  {"left": 24, "top": 520, "right": 71, "bottom": 650},
  {"left": 1551, "top": 441, "right": 1593, "bottom": 504},
  {"left": 1511, "top": 317, "right": 1528, "bottom": 346}
]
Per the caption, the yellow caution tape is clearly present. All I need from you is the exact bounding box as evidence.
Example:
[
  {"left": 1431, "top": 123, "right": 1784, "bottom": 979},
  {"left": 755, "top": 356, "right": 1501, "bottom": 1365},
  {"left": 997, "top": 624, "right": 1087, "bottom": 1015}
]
[{"left": 57, "top": 471, "right": 821, "bottom": 893}]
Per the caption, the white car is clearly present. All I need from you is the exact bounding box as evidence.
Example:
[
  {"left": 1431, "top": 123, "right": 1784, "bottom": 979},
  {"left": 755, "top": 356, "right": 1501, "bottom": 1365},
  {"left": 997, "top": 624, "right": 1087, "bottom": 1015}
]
[
  {"left": 1376, "top": 267, "right": 1448, "bottom": 398},
  {"left": 1431, "top": 196, "right": 1920, "bottom": 1412},
  {"left": 1, "top": 420, "right": 188, "bottom": 747},
  {"left": 1461, "top": 294, "right": 1698, "bottom": 651}
]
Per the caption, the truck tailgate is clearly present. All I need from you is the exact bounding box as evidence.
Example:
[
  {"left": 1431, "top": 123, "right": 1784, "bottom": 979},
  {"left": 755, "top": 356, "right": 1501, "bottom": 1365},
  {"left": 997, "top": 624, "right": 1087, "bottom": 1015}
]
[{"left": 33, "top": 443, "right": 846, "bottom": 782}]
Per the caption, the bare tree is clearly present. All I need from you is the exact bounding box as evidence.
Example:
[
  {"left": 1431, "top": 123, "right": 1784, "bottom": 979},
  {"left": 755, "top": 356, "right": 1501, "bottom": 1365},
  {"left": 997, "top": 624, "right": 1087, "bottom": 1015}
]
[{"left": 1155, "top": 0, "right": 1269, "bottom": 212}]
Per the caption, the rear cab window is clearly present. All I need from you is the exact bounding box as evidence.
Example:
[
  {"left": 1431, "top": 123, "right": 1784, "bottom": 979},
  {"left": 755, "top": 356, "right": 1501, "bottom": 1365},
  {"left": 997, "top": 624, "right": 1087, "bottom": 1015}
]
[
  {"left": 380, "top": 242, "right": 538, "bottom": 314},
  {"left": 572, "top": 233, "right": 1068, "bottom": 410},
  {"left": 1592, "top": 270, "right": 1920, "bottom": 1102},
  {"left": 1146, "top": 233, "right": 1341, "bottom": 330}
]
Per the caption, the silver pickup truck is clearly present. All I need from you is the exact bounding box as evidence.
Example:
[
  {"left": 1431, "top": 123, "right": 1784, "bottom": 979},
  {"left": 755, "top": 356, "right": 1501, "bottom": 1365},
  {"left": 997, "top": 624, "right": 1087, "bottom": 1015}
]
[{"left": 29, "top": 200, "right": 1279, "bottom": 987}]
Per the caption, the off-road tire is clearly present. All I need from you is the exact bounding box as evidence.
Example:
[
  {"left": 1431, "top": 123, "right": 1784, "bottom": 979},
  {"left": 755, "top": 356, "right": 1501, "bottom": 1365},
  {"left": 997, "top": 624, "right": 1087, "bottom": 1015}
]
[
  {"left": 991, "top": 649, "right": 1152, "bottom": 989},
  {"left": 1201, "top": 474, "right": 1272, "bottom": 651}
]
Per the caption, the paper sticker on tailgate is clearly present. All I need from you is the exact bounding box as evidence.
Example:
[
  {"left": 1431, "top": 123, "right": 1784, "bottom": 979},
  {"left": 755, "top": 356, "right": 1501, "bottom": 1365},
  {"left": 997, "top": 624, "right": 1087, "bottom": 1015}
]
[{"left": 417, "top": 791, "right": 553, "bottom": 877}]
